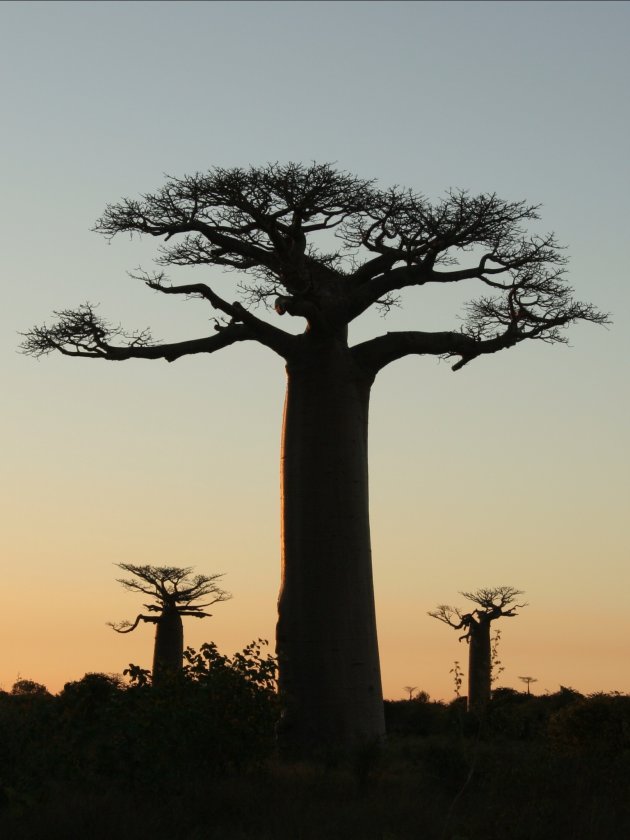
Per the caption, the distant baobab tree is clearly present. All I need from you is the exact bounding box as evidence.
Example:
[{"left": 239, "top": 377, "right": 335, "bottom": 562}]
[
  {"left": 22, "top": 162, "right": 606, "bottom": 754},
  {"left": 429, "top": 586, "right": 527, "bottom": 712},
  {"left": 519, "top": 675, "right": 538, "bottom": 695},
  {"left": 108, "top": 564, "right": 231, "bottom": 684},
  {"left": 403, "top": 685, "right": 418, "bottom": 700}
]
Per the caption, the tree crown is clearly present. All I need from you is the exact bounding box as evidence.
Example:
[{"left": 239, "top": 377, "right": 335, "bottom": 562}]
[
  {"left": 108, "top": 563, "right": 231, "bottom": 634},
  {"left": 429, "top": 586, "right": 527, "bottom": 639},
  {"left": 21, "top": 162, "right": 607, "bottom": 374}
]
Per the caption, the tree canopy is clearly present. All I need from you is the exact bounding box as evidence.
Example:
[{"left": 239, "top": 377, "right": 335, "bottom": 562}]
[
  {"left": 429, "top": 586, "right": 527, "bottom": 640},
  {"left": 109, "top": 564, "right": 231, "bottom": 634},
  {"left": 21, "top": 162, "right": 607, "bottom": 371}
]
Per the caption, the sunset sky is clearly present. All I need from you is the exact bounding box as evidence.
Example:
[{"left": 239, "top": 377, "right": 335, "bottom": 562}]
[{"left": 1, "top": 0, "right": 628, "bottom": 701}]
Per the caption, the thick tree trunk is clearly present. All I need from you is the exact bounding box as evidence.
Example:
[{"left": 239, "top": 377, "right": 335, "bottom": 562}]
[
  {"left": 467, "top": 621, "right": 491, "bottom": 712},
  {"left": 276, "top": 342, "right": 385, "bottom": 756},
  {"left": 152, "top": 607, "right": 184, "bottom": 685}
]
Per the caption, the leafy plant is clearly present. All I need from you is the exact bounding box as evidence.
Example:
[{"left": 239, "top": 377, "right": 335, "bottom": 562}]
[
  {"left": 490, "top": 629, "right": 505, "bottom": 686},
  {"left": 450, "top": 661, "right": 464, "bottom": 698}
]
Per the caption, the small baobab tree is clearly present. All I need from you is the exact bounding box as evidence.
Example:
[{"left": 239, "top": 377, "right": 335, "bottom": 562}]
[
  {"left": 108, "top": 564, "right": 231, "bottom": 684},
  {"left": 403, "top": 685, "right": 418, "bottom": 700},
  {"left": 429, "top": 586, "right": 526, "bottom": 712},
  {"left": 519, "top": 675, "right": 538, "bottom": 695}
]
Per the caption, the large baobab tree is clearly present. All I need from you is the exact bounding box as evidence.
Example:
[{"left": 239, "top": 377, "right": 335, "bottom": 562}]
[
  {"left": 22, "top": 162, "right": 605, "bottom": 754},
  {"left": 108, "top": 564, "right": 231, "bottom": 684},
  {"left": 429, "top": 586, "right": 527, "bottom": 711}
]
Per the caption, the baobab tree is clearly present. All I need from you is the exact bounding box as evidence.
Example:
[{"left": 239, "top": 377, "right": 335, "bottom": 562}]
[
  {"left": 429, "top": 586, "right": 527, "bottom": 712},
  {"left": 108, "top": 564, "right": 231, "bottom": 684},
  {"left": 22, "top": 162, "right": 605, "bottom": 754},
  {"left": 519, "top": 675, "right": 538, "bottom": 695}
]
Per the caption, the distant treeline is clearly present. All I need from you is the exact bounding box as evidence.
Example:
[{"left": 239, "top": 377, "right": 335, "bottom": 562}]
[{"left": 386, "top": 684, "right": 630, "bottom": 746}]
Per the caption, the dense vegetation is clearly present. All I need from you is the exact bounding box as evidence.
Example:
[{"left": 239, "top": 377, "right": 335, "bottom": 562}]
[{"left": 1, "top": 651, "right": 628, "bottom": 839}]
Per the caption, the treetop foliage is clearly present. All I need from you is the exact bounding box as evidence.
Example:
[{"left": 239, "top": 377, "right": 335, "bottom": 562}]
[
  {"left": 21, "top": 161, "right": 607, "bottom": 372},
  {"left": 429, "top": 585, "right": 527, "bottom": 631},
  {"left": 108, "top": 563, "right": 231, "bottom": 633},
  {"left": 460, "top": 585, "right": 527, "bottom": 611}
]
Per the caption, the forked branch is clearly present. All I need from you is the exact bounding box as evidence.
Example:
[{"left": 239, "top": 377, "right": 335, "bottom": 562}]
[
  {"left": 108, "top": 614, "right": 159, "bottom": 633},
  {"left": 20, "top": 303, "right": 284, "bottom": 362}
]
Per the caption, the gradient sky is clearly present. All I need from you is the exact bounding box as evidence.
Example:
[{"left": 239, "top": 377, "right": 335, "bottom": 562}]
[{"left": 1, "top": 1, "right": 628, "bottom": 700}]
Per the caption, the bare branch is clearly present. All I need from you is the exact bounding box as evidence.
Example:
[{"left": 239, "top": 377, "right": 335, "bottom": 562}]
[
  {"left": 353, "top": 275, "right": 609, "bottom": 377},
  {"left": 338, "top": 189, "right": 606, "bottom": 343},
  {"left": 352, "top": 326, "right": 521, "bottom": 376},
  {"left": 427, "top": 604, "right": 464, "bottom": 629},
  {"left": 20, "top": 303, "right": 261, "bottom": 363},
  {"left": 460, "top": 586, "right": 528, "bottom": 615},
  {"left": 132, "top": 269, "right": 295, "bottom": 358},
  {"left": 107, "top": 614, "right": 158, "bottom": 633},
  {"left": 95, "top": 162, "right": 375, "bottom": 291}
]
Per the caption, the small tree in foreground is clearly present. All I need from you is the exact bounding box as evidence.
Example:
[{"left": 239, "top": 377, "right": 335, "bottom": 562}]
[
  {"left": 491, "top": 629, "right": 505, "bottom": 685},
  {"left": 450, "top": 661, "right": 464, "bottom": 698},
  {"left": 109, "top": 564, "right": 231, "bottom": 684},
  {"left": 429, "top": 586, "right": 527, "bottom": 712},
  {"left": 22, "top": 162, "right": 606, "bottom": 754}
]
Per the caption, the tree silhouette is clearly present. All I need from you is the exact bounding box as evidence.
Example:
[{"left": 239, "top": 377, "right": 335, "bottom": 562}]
[
  {"left": 108, "top": 564, "right": 231, "bottom": 684},
  {"left": 11, "top": 678, "right": 49, "bottom": 697},
  {"left": 22, "top": 162, "right": 605, "bottom": 754},
  {"left": 403, "top": 685, "right": 418, "bottom": 700},
  {"left": 429, "top": 586, "right": 526, "bottom": 711},
  {"left": 519, "top": 675, "right": 538, "bottom": 695}
]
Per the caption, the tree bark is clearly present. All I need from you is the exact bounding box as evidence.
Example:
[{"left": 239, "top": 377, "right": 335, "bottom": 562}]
[
  {"left": 276, "top": 340, "right": 385, "bottom": 756},
  {"left": 152, "top": 606, "right": 184, "bottom": 685},
  {"left": 467, "top": 620, "right": 491, "bottom": 713}
]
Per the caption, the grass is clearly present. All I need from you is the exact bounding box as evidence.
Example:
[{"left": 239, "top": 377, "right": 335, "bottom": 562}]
[{"left": 2, "top": 736, "right": 628, "bottom": 840}]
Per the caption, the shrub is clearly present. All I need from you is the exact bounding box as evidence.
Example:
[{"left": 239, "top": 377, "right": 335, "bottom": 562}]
[{"left": 549, "top": 693, "right": 630, "bottom": 753}]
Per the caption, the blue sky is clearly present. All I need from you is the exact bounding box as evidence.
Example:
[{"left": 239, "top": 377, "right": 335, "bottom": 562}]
[{"left": 1, "top": 1, "right": 628, "bottom": 698}]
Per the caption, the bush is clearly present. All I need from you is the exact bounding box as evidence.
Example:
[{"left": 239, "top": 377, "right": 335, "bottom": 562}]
[
  {"left": 81, "top": 640, "right": 280, "bottom": 788},
  {"left": 549, "top": 693, "right": 630, "bottom": 753},
  {"left": 0, "top": 641, "right": 279, "bottom": 801},
  {"left": 10, "top": 679, "right": 50, "bottom": 697},
  {"left": 384, "top": 697, "right": 449, "bottom": 737}
]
